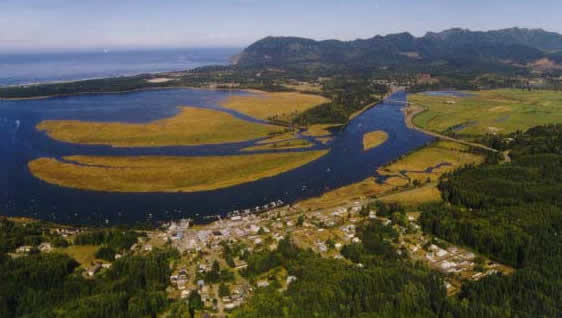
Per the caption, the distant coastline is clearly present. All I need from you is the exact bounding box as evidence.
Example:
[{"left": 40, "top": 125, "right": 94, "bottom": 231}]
[
  {"left": 0, "top": 47, "right": 240, "bottom": 90},
  {"left": 0, "top": 84, "right": 218, "bottom": 101},
  {"left": 0, "top": 71, "right": 177, "bottom": 89}
]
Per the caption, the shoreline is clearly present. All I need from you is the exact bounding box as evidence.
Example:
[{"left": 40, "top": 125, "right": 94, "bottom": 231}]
[
  {"left": 0, "top": 71, "right": 165, "bottom": 89},
  {"left": 349, "top": 86, "right": 403, "bottom": 120},
  {"left": 0, "top": 56, "right": 234, "bottom": 89},
  {"left": 0, "top": 85, "right": 263, "bottom": 101}
]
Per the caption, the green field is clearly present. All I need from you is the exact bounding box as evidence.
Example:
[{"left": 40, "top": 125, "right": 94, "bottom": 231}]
[
  {"left": 28, "top": 151, "right": 328, "bottom": 192},
  {"left": 54, "top": 245, "right": 101, "bottom": 266},
  {"left": 379, "top": 185, "right": 442, "bottom": 206},
  {"left": 37, "top": 107, "right": 282, "bottom": 147},
  {"left": 409, "top": 89, "right": 562, "bottom": 136}
]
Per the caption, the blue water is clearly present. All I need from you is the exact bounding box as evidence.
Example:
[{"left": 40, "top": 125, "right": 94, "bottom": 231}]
[
  {"left": 0, "top": 48, "right": 240, "bottom": 87},
  {"left": 0, "top": 89, "right": 433, "bottom": 225}
]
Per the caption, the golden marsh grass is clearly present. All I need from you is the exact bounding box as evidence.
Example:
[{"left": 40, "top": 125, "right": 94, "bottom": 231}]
[
  {"left": 221, "top": 92, "right": 329, "bottom": 121},
  {"left": 362, "top": 130, "right": 389, "bottom": 151},
  {"left": 29, "top": 150, "right": 329, "bottom": 192},
  {"left": 37, "top": 107, "right": 283, "bottom": 147}
]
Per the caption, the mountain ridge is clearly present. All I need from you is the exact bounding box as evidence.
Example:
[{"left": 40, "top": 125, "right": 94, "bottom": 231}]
[{"left": 236, "top": 27, "right": 562, "bottom": 69}]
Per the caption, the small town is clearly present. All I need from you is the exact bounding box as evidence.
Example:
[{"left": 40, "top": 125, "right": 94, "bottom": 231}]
[{"left": 8, "top": 195, "right": 515, "bottom": 317}]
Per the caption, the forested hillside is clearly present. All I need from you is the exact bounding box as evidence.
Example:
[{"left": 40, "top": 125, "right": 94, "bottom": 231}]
[
  {"left": 0, "top": 221, "right": 179, "bottom": 318},
  {"left": 237, "top": 27, "right": 562, "bottom": 72},
  {"left": 421, "top": 124, "right": 562, "bottom": 316}
]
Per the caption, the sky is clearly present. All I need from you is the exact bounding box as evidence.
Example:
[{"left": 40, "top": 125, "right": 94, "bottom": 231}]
[{"left": 1, "top": 0, "right": 562, "bottom": 51}]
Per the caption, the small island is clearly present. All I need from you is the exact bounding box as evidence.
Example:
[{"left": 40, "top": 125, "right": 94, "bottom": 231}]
[
  {"left": 362, "top": 130, "right": 389, "bottom": 151},
  {"left": 36, "top": 106, "right": 283, "bottom": 147}
]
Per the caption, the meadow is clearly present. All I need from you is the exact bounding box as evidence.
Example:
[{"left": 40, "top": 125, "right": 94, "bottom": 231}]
[
  {"left": 221, "top": 91, "right": 329, "bottom": 122},
  {"left": 28, "top": 150, "right": 328, "bottom": 192},
  {"left": 409, "top": 89, "right": 562, "bottom": 136},
  {"left": 54, "top": 245, "right": 101, "bottom": 266},
  {"left": 379, "top": 185, "right": 442, "bottom": 206},
  {"left": 37, "top": 107, "right": 283, "bottom": 147}
]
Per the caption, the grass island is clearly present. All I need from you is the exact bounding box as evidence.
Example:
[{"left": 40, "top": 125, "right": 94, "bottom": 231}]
[
  {"left": 362, "top": 130, "right": 389, "bottom": 151},
  {"left": 37, "top": 106, "right": 283, "bottom": 147},
  {"left": 28, "top": 150, "right": 329, "bottom": 192}
]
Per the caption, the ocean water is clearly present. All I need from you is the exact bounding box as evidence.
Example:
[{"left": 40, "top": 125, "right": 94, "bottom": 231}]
[{"left": 0, "top": 48, "right": 240, "bottom": 87}]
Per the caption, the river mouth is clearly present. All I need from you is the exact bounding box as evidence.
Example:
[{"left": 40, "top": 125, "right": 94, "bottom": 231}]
[{"left": 0, "top": 89, "right": 433, "bottom": 225}]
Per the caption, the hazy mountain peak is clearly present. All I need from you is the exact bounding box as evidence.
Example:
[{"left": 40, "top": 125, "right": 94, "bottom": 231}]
[{"left": 237, "top": 27, "right": 562, "bottom": 67}]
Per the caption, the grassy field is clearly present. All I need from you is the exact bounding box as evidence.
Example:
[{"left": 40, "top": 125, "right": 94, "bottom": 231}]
[
  {"left": 37, "top": 107, "right": 283, "bottom": 147},
  {"left": 379, "top": 185, "right": 442, "bottom": 206},
  {"left": 29, "top": 151, "right": 328, "bottom": 192},
  {"left": 221, "top": 92, "right": 329, "bottom": 122},
  {"left": 302, "top": 124, "right": 340, "bottom": 137},
  {"left": 296, "top": 178, "right": 389, "bottom": 210},
  {"left": 242, "top": 139, "right": 313, "bottom": 151},
  {"left": 297, "top": 177, "right": 407, "bottom": 210},
  {"left": 409, "top": 89, "right": 562, "bottom": 136},
  {"left": 378, "top": 141, "right": 484, "bottom": 183},
  {"left": 55, "top": 245, "right": 100, "bottom": 266},
  {"left": 363, "top": 130, "right": 388, "bottom": 151}
]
